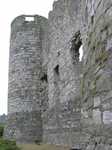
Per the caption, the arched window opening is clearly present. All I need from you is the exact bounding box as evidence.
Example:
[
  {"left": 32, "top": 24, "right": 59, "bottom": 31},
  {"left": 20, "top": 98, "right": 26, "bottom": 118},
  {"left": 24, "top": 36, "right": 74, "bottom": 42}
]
[{"left": 70, "top": 31, "right": 83, "bottom": 63}]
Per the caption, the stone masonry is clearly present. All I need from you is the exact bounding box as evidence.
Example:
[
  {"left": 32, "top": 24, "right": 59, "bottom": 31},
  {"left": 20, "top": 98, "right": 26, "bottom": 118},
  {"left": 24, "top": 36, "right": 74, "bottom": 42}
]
[
  {"left": 4, "top": 15, "right": 49, "bottom": 143},
  {"left": 5, "top": 0, "right": 112, "bottom": 149}
]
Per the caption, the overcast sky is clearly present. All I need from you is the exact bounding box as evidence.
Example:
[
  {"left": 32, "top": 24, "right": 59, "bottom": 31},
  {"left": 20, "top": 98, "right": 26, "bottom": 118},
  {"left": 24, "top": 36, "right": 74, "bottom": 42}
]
[{"left": 0, "top": 0, "right": 54, "bottom": 115}]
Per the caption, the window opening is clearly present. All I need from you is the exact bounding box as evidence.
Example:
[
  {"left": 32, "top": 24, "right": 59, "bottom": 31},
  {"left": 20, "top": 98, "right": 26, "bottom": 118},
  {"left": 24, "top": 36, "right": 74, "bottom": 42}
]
[
  {"left": 25, "top": 16, "right": 34, "bottom": 22},
  {"left": 57, "top": 51, "right": 60, "bottom": 56},
  {"left": 79, "top": 45, "right": 83, "bottom": 62},
  {"left": 54, "top": 65, "right": 59, "bottom": 76},
  {"left": 91, "top": 15, "right": 94, "bottom": 24},
  {"left": 40, "top": 74, "right": 48, "bottom": 83},
  {"left": 71, "top": 31, "right": 83, "bottom": 63}
]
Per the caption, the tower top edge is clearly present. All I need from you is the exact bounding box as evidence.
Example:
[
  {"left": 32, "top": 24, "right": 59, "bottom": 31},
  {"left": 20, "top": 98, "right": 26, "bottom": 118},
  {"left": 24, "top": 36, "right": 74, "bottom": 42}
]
[{"left": 11, "top": 14, "right": 48, "bottom": 27}]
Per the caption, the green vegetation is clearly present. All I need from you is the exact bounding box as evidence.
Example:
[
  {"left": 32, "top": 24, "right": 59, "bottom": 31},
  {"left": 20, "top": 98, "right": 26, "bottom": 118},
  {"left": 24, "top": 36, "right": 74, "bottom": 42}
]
[
  {"left": 0, "top": 124, "right": 4, "bottom": 137},
  {"left": 95, "top": 50, "right": 109, "bottom": 65},
  {"left": 19, "top": 144, "right": 69, "bottom": 150},
  {"left": 0, "top": 124, "right": 20, "bottom": 150},
  {"left": 0, "top": 124, "right": 69, "bottom": 150},
  {"left": 0, "top": 139, "right": 20, "bottom": 150}
]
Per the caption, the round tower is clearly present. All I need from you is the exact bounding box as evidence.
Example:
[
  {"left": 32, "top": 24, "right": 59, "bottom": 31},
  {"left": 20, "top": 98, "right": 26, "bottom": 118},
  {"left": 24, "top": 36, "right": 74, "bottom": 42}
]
[{"left": 4, "top": 15, "right": 48, "bottom": 143}]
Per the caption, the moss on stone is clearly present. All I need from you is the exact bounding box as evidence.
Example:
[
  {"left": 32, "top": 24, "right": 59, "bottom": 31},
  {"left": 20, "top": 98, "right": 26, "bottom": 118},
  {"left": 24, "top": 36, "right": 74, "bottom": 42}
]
[
  {"left": 95, "top": 50, "right": 109, "bottom": 65},
  {"left": 0, "top": 139, "right": 20, "bottom": 150}
]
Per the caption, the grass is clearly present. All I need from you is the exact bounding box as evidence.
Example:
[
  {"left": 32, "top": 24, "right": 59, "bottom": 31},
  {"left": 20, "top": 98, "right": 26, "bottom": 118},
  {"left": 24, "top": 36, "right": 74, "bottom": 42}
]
[
  {"left": 0, "top": 123, "right": 20, "bottom": 150},
  {"left": 19, "top": 144, "right": 70, "bottom": 150},
  {"left": 0, "top": 142, "right": 70, "bottom": 150},
  {"left": 0, "top": 124, "right": 69, "bottom": 150},
  {"left": 0, "top": 139, "right": 20, "bottom": 150}
]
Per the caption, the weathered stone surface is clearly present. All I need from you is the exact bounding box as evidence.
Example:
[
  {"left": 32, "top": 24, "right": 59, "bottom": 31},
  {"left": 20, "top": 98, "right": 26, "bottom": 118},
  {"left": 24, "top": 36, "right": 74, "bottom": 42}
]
[
  {"left": 4, "top": 111, "right": 42, "bottom": 143},
  {"left": 5, "top": 0, "right": 112, "bottom": 149},
  {"left": 80, "top": 0, "right": 112, "bottom": 149},
  {"left": 4, "top": 15, "right": 49, "bottom": 143}
]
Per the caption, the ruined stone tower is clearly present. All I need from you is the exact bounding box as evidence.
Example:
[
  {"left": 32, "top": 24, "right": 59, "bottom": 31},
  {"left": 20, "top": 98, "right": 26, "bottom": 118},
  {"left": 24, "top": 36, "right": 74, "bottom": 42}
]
[
  {"left": 42, "top": 0, "right": 83, "bottom": 146},
  {"left": 5, "top": 0, "right": 112, "bottom": 149},
  {"left": 5, "top": 15, "right": 48, "bottom": 143}
]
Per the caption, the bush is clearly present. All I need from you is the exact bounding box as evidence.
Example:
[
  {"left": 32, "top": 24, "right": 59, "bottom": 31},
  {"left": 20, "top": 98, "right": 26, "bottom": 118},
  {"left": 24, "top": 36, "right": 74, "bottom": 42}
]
[
  {"left": 35, "top": 139, "right": 41, "bottom": 145},
  {"left": 0, "top": 124, "right": 4, "bottom": 137},
  {"left": 0, "top": 124, "right": 20, "bottom": 150},
  {"left": 0, "top": 139, "right": 20, "bottom": 150}
]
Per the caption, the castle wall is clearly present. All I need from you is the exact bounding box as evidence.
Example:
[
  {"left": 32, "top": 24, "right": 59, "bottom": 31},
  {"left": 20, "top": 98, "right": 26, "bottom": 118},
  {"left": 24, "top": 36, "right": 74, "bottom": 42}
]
[
  {"left": 5, "top": 0, "right": 112, "bottom": 149},
  {"left": 4, "top": 15, "right": 49, "bottom": 143},
  {"left": 80, "top": 0, "right": 112, "bottom": 149},
  {"left": 43, "top": 0, "right": 83, "bottom": 147},
  {"left": 43, "top": 0, "right": 112, "bottom": 149}
]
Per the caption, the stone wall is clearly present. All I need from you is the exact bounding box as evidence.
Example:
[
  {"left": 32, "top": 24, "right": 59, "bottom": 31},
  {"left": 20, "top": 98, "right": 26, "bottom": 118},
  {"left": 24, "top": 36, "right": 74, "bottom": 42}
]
[
  {"left": 43, "top": 0, "right": 112, "bottom": 149},
  {"left": 5, "top": 0, "right": 112, "bottom": 149},
  {"left": 43, "top": 0, "right": 83, "bottom": 147},
  {"left": 4, "top": 15, "right": 49, "bottom": 143},
  {"left": 80, "top": 0, "right": 112, "bottom": 149}
]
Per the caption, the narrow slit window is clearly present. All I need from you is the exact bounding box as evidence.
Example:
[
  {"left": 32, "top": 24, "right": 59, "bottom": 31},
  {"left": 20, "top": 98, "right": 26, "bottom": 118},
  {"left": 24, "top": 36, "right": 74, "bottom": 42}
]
[
  {"left": 91, "top": 15, "right": 94, "bottom": 24},
  {"left": 54, "top": 65, "right": 60, "bottom": 82},
  {"left": 40, "top": 74, "right": 48, "bottom": 83},
  {"left": 79, "top": 45, "right": 83, "bottom": 62},
  {"left": 54, "top": 65, "right": 59, "bottom": 76}
]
